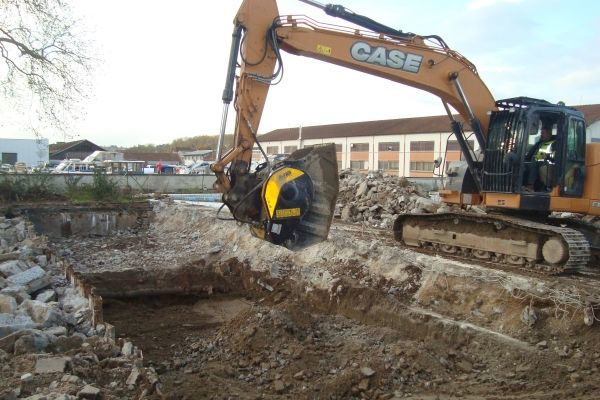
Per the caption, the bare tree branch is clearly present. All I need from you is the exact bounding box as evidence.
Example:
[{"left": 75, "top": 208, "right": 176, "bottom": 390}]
[{"left": 0, "top": 0, "right": 94, "bottom": 135}]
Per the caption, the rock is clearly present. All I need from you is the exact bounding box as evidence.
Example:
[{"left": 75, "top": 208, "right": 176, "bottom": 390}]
[
  {"left": 357, "top": 181, "right": 369, "bottom": 197},
  {"left": 0, "top": 286, "right": 30, "bottom": 303},
  {"left": 520, "top": 305, "right": 538, "bottom": 327},
  {"left": 61, "top": 374, "right": 80, "bottom": 383},
  {"left": 0, "top": 294, "right": 17, "bottom": 314},
  {"left": 126, "top": 367, "right": 141, "bottom": 386},
  {"left": 273, "top": 380, "right": 286, "bottom": 393},
  {"left": 35, "top": 290, "right": 56, "bottom": 303},
  {"left": 18, "top": 300, "right": 64, "bottom": 328},
  {"left": 536, "top": 340, "right": 548, "bottom": 350},
  {"left": 21, "top": 372, "right": 34, "bottom": 382},
  {"left": 358, "top": 378, "right": 370, "bottom": 391},
  {"left": 34, "top": 357, "right": 70, "bottom": 374},
  {"left": 0, "top": 260, "right": 23, "bottom": 278},
  {"left": 6, "top": 266, "right": 50, "bottom": 294},
  {"left": 456, "top": 360, "right": 473, "bottom": 373},
  {"left": 59, "top": 288, "right": 88, "bottom": 314},
  {"left": 14, "top": 332, "right": 51, "bottom": 355},
  {"left": 44, "top": 326, "right": 67, "bottom": 337},
  {"left": 360, "top": 367, "right": 376, "bottom": 377},
  {"left": 36, "top": 255, "right": 48, "bottom": 268},
  {"left": 0, "top": 314, "right": 38, "bottom": 338},
  {"left": 77, "top": 385, "right": 101, "bottom": 399},
  {"left": 121, "top": 341, "right": 134, "bottom": 356},
  {"left": 415, "top": 197, "right": 438, "bottom": 213},
  {"left": 51, "top": 335, "right": 83, "bottom": 353}
]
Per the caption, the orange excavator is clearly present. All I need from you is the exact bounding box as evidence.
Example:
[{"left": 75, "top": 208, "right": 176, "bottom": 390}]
[{"left": 212, "top": 0, "right": 599, "bottom": 274}]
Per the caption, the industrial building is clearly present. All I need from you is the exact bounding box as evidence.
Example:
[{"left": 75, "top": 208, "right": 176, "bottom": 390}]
[
  {"left": 255, "top": 104, "right": 600, "bottom": 177},
  {"left": 0, "top": 138, "right": 49, "bottom": 168}
]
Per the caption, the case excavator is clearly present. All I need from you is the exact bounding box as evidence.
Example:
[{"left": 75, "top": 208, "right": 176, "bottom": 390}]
[{"left": 212, "top": 0, "right": 600, "bottom": 274}]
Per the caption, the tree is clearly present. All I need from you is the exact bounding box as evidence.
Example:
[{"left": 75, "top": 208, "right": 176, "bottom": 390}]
[{"left": 0, "top": 0, "right": 92, "bottom": 134}]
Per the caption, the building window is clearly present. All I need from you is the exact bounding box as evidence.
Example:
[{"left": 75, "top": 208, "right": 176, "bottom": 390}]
[
  {"left": 410, "top": 161, "right": 435, "bottom": 171},
  {"left": 350, "top": 143, "right": 369, "bottom": 152},
  {"left": 337, "top": 160, "right": 342, "bottom": 170},
  {"left": 350, "top": 160, "right": 367, "bottom": 170},
  {"left": 379, "top": 160, "right": 399, "bottom": 170},
  {"left": 446, "top": 140, "right": 474, "bottom": 151},
  {"left": 266, "top": 146, "right": 279, "bottom": 154},
  {"left": 410, "top": 141, "right": 434, "bottom": 151},
  {"left": 378, "top": 142, "right": 399, "bottom": 151},
  {"left": 283, "top": 145, "right": 297, "bottom": 154},
  {"left": 335, "top": 144, "right": 343, "bottom": 152}
]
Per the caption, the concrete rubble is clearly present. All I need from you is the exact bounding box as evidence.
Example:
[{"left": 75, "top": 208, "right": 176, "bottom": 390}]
[
  {"left": 0, "top": 215, "right": 161, "bottom": 399},
  {"left": 335, "top": 170, "right": 449, "bottom": 228}
]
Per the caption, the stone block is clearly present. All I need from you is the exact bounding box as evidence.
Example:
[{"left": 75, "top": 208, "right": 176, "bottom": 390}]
[
  {"left": 0, "top": 260, "right": 23, "bottom": 278},
  {"left": 0, "top": 314, "right": 37, "bottom": 338},
  {"left": 0, "top": 294, "right": 17, "bottom": 314},
  {"left": 36, "top": 255, "right": 48, "bottom": 267},
  {"left": 14, "top": 331, "right": 51, "bottom": 355},
  {"left": 77, "top": 385, "right": 101, "bottom": 399},
  {"left": 0, "top": 286, "right": 31, "bottom": 303},
  {"left": 34, "top": 357, "right": 70, "bottom": 374},
  {"left": 6, "top": 266, "right": 50, "bottom": 294},
  {"left": 21, "top": 300, "right": 64, "bottom": 329},
  {"left": 35, "top": 290, "right": 56, "bottom": 303},
  {"left": 44, "top": 326, "right": 67, "bottom": 337}
]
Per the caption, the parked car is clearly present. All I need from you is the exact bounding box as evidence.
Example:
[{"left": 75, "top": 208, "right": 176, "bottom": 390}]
[{"left": 0, "top": 164, "right": 15, "bottom": 173}]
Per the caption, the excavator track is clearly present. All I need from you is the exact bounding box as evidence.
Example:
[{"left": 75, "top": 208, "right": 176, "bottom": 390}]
[{"left": 393, "top": 212, "right": 591, "bottom": 275}]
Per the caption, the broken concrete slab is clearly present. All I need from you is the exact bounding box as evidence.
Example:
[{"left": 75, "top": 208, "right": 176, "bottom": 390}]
[
  {"left": 35, "top": 289, "right": 56, "bottom": 303},
  {"left": 6, "top": 266, "right": 50, "bottom": 294},
  {"left": 0, "top": 286, "right": 31, "bottom": 303},
  {"left": 77, "top": 384, "right": 101, "bottom": 399},
  {"left": 0, "top": 313, "right": 38, "bottom": 338},
  {"left": 44, "top": 326, "right": 67, "bottom": 337},
  {"left": 0, "top": 260, "right": 23, "bottom": 278},
  {"left": 12, "top": 331, "right": 52, "bottom": 355},
  {"left": 34, "top": 357, "right": 70, "bottom": 374},
  {"left": 18, "top": 300, "right": 64, "bottom": 328},
  {"left": 0, "top": 294, "right": 17, "bottom": 314}
]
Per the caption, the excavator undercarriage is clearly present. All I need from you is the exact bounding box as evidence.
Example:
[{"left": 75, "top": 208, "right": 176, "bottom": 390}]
[{"left": 394, "top": 212, "right": 596, "bottom": 275}]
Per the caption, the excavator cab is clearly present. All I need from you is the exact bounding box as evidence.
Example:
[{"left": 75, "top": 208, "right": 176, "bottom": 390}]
[{"left": 481, "top": 97, "right": 587, "bottom": 210}]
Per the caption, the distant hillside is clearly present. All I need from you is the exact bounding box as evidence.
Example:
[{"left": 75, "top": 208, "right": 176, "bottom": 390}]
[{"left": 116, "top": 134, "right": 234, "bottom": 153}]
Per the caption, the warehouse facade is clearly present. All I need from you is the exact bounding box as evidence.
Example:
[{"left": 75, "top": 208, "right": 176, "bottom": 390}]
[{"left": 254, "top": 104, "right": 600, "bottom": 177}]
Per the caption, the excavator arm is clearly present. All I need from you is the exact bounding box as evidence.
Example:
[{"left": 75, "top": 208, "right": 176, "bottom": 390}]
[{"left": 212, "top": 0, "right": 497, "bottom": 249}]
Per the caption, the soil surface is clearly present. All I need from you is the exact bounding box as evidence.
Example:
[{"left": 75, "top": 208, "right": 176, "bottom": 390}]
[{"left": 37, "top": 201, "right": 600, "bottom": 399}]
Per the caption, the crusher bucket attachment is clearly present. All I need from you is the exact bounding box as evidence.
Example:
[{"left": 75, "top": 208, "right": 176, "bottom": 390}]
[
  {"left": 226, "top": 143, "right": 339, "bottom": 251},
  {"left": 255, "top": 143, "right": 339, "bottom": 250}
]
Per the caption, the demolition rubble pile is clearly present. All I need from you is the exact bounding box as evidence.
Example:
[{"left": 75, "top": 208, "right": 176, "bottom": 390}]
[
  {"left": 335, "top": 170, "right": 449, "bottom": 228},
  {"left": 0, "top": 215, "right": 159, "bottom": 399}
]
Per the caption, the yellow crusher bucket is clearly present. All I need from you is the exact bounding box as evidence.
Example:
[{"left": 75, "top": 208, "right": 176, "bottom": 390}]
[{"left": 252, "top": 143, "right": 339, "bottom": 250}]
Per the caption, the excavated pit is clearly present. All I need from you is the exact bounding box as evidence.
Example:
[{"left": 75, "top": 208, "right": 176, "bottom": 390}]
[{"left": 32, "top": 201, "right": 600, "bottom": 399}]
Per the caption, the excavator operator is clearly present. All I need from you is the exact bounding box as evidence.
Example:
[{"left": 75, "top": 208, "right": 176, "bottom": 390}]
[{"left": 524, "top": 124, "right": 556, "bottom": 191}]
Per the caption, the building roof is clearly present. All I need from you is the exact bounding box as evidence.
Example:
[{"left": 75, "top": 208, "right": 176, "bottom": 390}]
[
  {"left": 49, "top": 139, "right": 105, "bottom": 154},
  {"left": 258, "top": 103, "right": 600, "bottom": 142}
]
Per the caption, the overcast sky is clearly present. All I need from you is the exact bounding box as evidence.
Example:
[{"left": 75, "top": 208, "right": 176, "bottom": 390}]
[{"left": 2, "top": 0, "right": 599, "bottom": 147}]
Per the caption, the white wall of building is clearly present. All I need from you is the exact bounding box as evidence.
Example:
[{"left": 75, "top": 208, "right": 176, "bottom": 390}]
[
  {"left": 588, "top": 121, "right": 600, "bottom": 143},
  {"left": 257, "top": 131, "right": 479, "bottom": 177},
  {"left": 0, "top": 138, "right": 49, "bottom": 167}
]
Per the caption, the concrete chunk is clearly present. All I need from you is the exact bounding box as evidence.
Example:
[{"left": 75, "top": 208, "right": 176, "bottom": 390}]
[
  {"left": 0, "top": 294, "right": 17, "bottom": 314},
  {"left": 0, "top": 260, "right": 23, "bottom": 278},
  {"left": 34, "top": 357, "right": 70, "bottom": 374},
  {"left": 7, "top": 266, "right": 50, "bottom": 294},
  {"left": 35, "top": 289, "right": 56, "bottom": 303},
  {"left": 0, "top": 313, "right": 38, "bottom": 338},
  {"left": 18, "top": 300, "right": 64, "bottom": 328},
  {"left": 77, "top": 385, "right": 101, "bottom": 399},
  {"left": 0, "top": 286, "right": 31, "bottom": 303}
]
